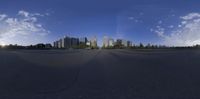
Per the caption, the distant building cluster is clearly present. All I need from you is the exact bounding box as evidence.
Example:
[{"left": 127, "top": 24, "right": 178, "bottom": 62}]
[
  {"left": 103, "top": 36, "right": 133, "bottom": 49},
  {"left": 103, "top": 36, "right": 114, "bottom": 48},
  {"left": 53, "top": 35, "right": 133, "bottom": 49},
  {"left": 2, "top": 37, "right": 200, "bottom": 50},
  {"left": 53, "top": 36, "right": 97, "bottom": 49}
]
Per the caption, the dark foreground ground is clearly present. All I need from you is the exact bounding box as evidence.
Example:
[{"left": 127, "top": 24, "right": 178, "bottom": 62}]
[{"left": 0, "top": 49, "right": 200, "bottom": 99}]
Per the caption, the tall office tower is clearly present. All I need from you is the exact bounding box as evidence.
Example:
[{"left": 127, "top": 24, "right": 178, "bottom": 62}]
[
  {"left": 91, "top": 36, "right": 97, "bottom": 48},
  {"left": 108, "top": 38, "right": 114, "bottom": 47},
  {"left": 79, "top": 37, "right": 88, "bottom": 45},
  {"left": 103, "top": 36, "right": 109, "bottom": 48},
  {"left": 127, "top": 41, "right": 132, "bottom": 47},
  {"left": 61, "top": 37, "right": 65, "bottom": 48},
  {"left": 58, "top": 39, "right": 62, "bottom": 48},
  {"left": 56, "top": 41, "right": 59, "bottom": 48},
  {"left": 63, "top": 36, "right": 71, "bottom": 49},
  {"left": 53, "top": 41, "right": 59, "bottom": 48},
  {"left": 71, "top": 37, "right": 79, "bottom": 47},
  {"left": 122, "top": 39, "right": 128, "bottom": 47}
]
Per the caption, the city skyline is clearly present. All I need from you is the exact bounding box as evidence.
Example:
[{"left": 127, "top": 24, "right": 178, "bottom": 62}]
[
  {"left": 53, "top": 35, "right": 132, "bottom": 48},
  {"left": 0, "top": 0, "right": 200, "bottom": 46}
]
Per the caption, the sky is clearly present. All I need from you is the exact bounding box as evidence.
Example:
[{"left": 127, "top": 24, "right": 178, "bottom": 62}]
[{"left": 0, "top": 0, "right": 200, "bottom": 46}]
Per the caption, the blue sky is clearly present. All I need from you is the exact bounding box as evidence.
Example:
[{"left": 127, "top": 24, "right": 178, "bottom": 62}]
[{"left": 0, "top": 0, "right": 200, "bottom": 46}]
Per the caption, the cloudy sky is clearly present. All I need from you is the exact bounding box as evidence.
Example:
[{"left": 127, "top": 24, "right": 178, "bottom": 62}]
[{"left": 0, "top": 0, "right": 200, "bottom": 46}]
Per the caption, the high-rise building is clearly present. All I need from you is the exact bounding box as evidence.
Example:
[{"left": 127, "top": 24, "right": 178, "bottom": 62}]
[
  {"left": 61, "top": 37, "right": 65, "bottom": 48},
  {"left": 53, "top": 36, "right": 79, "bottom": 49},
  {"left": 79, "top": 37, "right": 88, "bottom": 45},
  {"left": 103, "top": 36, "right": 109, "bottom": 48},
  {"left": 58, "top": 39, "right": 62, "bottom": 48},
  {"left": 103, "top": 36, "right": 114, "bottom": 48},
  {"left": 127, "top": 41, "right": 132, "bottom": 47},
  {"left": 109, "top": 38, "right": 114, "bottom": 47},
  {"left": 122, "top": 39, "right": 128, "bottom": 47},
  {"left": 71, "top": 37, "right": 79, "bottom": 47},
  {"left": 91, "top": 36, "right": 97, "bottom": 48},
  {"left": 63, "top": 36, "right": 71, "bottom": 48},
  {"left": 53, "top": 41, "right": 59, "bottom": 48}
]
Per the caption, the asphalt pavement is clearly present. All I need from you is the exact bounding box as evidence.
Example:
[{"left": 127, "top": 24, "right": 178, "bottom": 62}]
[{"left": 0, "top": 49, "right": 200, "bottom": 99}]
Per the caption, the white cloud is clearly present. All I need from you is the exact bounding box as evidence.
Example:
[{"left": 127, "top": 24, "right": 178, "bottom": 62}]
[
  {"left": 178, "top": 24, "right": 182, "bottom": 28},
  {"left": 0, "top": 10, "right": 50, "bottom": 45},
  {"left": 154, "top": 26, "right": 165, "bottom": 37},
  {"left": 18, "top": 10, "right": 29, "bottom": 17},
  {"left": 18, "top": 10, "right": 47, "bottom": 17},
  {"left": 155, "top": 12, "right": 200, "bottom": 46},
  {"left": 0, "top": 14, "right": 7, "bottom": 21},
  {"left": 180, "top": 13, "right": 200, "bottom": 20}
]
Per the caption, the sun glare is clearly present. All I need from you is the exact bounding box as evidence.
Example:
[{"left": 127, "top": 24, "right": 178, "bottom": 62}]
[{"left": 0, "top": 42, "right": 6, "bottom": 47}]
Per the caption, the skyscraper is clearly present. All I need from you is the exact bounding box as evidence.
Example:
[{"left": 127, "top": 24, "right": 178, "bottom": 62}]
[
  {"left": 91, "top": 36, "right": 97, "bottom": 48},
  {"left": 103, "top": 36, "right": 114, "bottom": 48},
  {"left": 53, "top": 41, "right": 59, "bottom": 48},
  {"left": 71, "top": 37, "right": 79, "bottom": 48},
  {"left": 103, "top": 36, "right": 109, "bottom": 48},
  {"left": 58, "top": 39, "right": 62, "bottom": 48},
  {"left": 122, "top": 39, "right": 128, "bottom": 47},
  {"left": 127, "top": 41, "right": 132, "bottom": 47},
  {"left": 108, "top": 38, "right": 114, "bottom": 47},
  {"left": 79, "top": 37, "right": 88, "bottom": 45},
  {"left": 63, "top": 36, "right": 71, "bottom": 49},
  {"left": 61, "top": 37, "right": 65, "bottom": 48}
]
